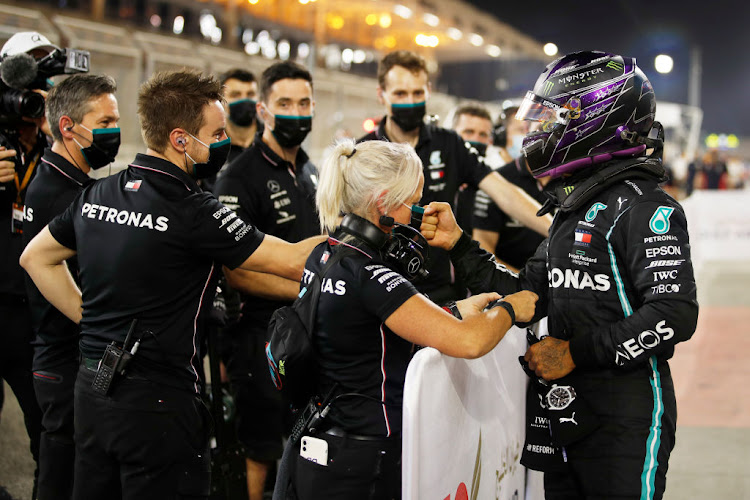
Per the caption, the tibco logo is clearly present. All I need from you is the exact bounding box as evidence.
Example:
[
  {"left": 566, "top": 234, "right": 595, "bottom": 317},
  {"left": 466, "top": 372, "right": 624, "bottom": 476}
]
[{"left": 548, "top": 268, "right": 610, "bottom": 291}]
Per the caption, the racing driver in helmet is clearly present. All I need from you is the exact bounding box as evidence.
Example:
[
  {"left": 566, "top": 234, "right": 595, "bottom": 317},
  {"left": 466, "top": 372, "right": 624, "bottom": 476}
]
[{"left": 421, "top": 50, "right": 698, "bottom": 500}]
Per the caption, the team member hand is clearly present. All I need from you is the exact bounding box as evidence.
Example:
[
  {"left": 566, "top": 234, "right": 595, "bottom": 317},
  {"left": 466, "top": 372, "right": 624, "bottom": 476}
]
[
  {"left": 502, "top": 290, "right": 538, "bottom": 323},
  {"left": 455, "top": 292, "right": 501, "bottom": 319},
  {"left": 524, "top": 336, "right": 576, "bottom": 381},
  {"left": 420, "top": 202, "right": 463, "bottom": 250},
  {"left": 0, "top": 147, "right": 17, "bottom": 183}
]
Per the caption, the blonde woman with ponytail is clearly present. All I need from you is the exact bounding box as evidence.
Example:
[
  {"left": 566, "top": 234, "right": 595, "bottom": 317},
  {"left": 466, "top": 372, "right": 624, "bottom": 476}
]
[{"left": 288, "top": 138, "right": 538, "bottom": 499}]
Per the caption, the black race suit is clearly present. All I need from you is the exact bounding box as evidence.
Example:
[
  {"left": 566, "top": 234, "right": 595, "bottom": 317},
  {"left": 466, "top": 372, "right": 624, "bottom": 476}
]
[{"left": 448, "top": 158, "right": 698, "bottom": 500}]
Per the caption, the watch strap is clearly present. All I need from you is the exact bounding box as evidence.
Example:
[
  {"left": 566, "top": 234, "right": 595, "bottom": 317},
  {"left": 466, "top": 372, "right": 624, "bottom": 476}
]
[
  {"left": 496, "top": 300, "right": 516, "bottom": 324},
  {"left": 442, "top": 301, "right": 462, "bottom": 320}
]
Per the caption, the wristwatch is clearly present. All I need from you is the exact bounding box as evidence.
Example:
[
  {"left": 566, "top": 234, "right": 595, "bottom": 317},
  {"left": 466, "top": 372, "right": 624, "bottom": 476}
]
[{"left": 545, "top": 384, "right": 577, "bottom": 410}]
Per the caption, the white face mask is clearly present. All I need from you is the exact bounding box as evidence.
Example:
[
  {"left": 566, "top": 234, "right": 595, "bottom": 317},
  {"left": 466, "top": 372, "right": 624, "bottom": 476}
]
[{"left": 506, "top": 135, "right": 525, "bottom": 159}]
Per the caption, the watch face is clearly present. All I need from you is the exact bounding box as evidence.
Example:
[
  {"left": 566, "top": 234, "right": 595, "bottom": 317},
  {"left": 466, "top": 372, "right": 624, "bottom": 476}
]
[{"left": 546, "top": 385, "right": 575, "bottom": 410}]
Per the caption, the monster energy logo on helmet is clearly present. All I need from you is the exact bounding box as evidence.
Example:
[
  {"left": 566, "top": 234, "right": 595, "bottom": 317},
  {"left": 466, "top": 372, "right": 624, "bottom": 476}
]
[
  {"left": 607, "top": 61, "right": 624, "bottom": 71},
  {"left": 541, "top": 81, "right": 554, "bottom": 96}
]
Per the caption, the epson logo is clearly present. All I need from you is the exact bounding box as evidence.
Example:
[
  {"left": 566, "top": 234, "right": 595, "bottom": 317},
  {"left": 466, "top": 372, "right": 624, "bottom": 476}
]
[
  {"left": 615, "top": 320, "right": 675, "bottom": 365},
  {"left": 645, "top": 245, "right": 682, "bottom": 258},
  {"left": 548, "top": 268, "right": 610, "bottom": 291}
]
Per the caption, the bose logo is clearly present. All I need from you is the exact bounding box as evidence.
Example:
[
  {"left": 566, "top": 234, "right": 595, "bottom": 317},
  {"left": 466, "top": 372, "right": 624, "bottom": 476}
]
[
  {"left": 548, "top": 268, "right": 611, "bottom": 291},
  {"left": 645, "top": 259, "right": 684, "bottom": 269}
]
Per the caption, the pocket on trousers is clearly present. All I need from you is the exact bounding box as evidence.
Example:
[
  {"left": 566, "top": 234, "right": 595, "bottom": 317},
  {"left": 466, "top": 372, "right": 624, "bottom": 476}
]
[{"left": 33, "top": 371, "right": 62, "bottom": 383}]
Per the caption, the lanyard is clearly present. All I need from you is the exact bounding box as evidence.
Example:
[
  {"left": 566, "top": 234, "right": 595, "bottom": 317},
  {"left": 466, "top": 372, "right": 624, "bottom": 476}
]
[{"left": 14, "top": 152, "right": 40, "bottom": 204}]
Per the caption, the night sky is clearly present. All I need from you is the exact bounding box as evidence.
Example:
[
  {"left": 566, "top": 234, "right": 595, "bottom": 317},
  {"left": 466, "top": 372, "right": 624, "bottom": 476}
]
[{"left": 464, "top": 1, "right": 749, "bottom": 136}]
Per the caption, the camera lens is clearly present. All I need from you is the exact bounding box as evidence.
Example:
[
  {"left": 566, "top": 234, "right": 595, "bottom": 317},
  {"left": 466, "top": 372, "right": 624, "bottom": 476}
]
[{"left": 0, "top": 89, "right": 45, "bottom": 119}]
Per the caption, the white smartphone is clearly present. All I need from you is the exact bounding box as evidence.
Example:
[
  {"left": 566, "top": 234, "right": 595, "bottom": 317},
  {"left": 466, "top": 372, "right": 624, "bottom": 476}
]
[{"left": 300, "top": 436, "right": 329, "bottom": 466}]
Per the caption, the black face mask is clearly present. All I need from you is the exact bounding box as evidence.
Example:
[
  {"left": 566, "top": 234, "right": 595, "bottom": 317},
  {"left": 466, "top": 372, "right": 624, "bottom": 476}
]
[
  {"left": 228, "top": 99, "right": 257, "bottom": 127},
  {"left": 185, "top": 136, "right": 231, "bottom": 179},
  {"left": 390, "top": 102, "right": 426, "bottom": 132},
  {"left": 467, "top": 141, "right": 488, "bottom": 157},
  {"left": 74, "top": 126, "right": 121, "bottom": 170},
  {"left": 272, "top": 114, "right": 312, "bottom": 148}
]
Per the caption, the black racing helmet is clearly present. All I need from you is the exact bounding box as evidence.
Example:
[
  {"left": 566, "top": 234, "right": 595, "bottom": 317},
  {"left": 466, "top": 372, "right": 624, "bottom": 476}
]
[{"left": 516, "top": 51, "right": 657, "bottom": 179}]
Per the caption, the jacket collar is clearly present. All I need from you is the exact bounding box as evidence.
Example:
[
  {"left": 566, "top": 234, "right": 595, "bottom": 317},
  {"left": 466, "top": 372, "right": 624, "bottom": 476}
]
[
  {"left": 375, "top": 116, "right": 432, "bottom": 149},
  {"left": 130, "top": 153, "right": 201, "bottom": 192},
  {"left": 255, "top": 133, "right": 310, "bottom": 170},
  {"left": 40, "top": 149, "right": 93, "bottom": 187}
]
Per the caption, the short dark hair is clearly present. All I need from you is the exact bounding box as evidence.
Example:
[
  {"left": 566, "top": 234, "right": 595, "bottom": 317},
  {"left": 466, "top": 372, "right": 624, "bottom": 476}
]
[
  {"left": 137, "top": 69, "right": 224, "bottom": 153},
  {"left": 45, "top": 74, "right": 117, "bottom": 142},
  {"left": 259, "top": 61, "right": 313, "bottom": 103},
  {"left": 220, "top": 68, "right": 256, "bottom": 85},
  {"left": 452, "top": 103, "right": 492, "bottom": 129},
  {"left": 377, "top": 50, "right": 428, "bottom": 88}
]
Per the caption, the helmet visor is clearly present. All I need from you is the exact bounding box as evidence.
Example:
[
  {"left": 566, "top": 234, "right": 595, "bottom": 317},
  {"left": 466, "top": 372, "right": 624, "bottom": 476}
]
[{"left": 515, "top": 91, "right": 569, "bottom": 127}]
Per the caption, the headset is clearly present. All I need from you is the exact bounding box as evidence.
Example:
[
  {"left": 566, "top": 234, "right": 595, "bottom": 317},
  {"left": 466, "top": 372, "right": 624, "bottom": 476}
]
[
  {"left": 338, "top": 214, "right": 430, "bottom": 282},
  {"left": 176, "top": 137, "right": 186, "bottom": 146}
]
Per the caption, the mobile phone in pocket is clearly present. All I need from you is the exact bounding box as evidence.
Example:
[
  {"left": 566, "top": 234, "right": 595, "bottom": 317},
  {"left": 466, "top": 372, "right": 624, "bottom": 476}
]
[{"left": 300, "top": 436, "right": 328, "bottom": 466}]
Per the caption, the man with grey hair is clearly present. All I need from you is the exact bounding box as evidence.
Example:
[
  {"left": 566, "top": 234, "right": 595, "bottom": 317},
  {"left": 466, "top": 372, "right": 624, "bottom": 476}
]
[{"left": 23, "top": 73, "right": 119, "bottom": 499}]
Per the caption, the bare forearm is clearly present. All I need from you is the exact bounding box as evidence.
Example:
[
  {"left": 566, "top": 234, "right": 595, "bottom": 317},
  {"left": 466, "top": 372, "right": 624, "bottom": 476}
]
[
  {"left": 28, "top": 262, "right": 82, "bottom": 323},
  {"left": 224, "top": 266, "right": 300, "bottom": 301},
  {"left": 478, "top": 172, "right": 551, "bottom": 236},
  {"left": 386, "top": 294, "right": 513, "bottom": 359},
  {"left": 241, "top": 234, "right": 326, "bottom": 281},
  {"left": 20, "top": 226, "right": 81, "bottom": 323},
  {"left": 456, "top": 308, "right": 513, "bottom": 358},
  {"left": 472, "top": 228, "right": 499, "bottom": 256}
]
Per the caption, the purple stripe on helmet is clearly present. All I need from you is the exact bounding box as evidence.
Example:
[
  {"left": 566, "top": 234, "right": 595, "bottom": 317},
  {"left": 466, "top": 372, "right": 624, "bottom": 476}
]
[
  {"left": 624, "top": 57, "right": 635, "bottom": 74},
  {"left": 535, "top": 144, "right": 647, "bottom": 179},
  {"left": 612, "top": 144, "right": 646, "bottom": 156}
]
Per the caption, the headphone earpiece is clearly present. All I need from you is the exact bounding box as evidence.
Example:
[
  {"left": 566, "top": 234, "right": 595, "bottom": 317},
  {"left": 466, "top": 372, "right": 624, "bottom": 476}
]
[
  {"left": 379, "top": 215, "right": 395, "bottom": 227},
  {"left": 177, "top": 137, "right": 186, "bottom": 146},
  {"left": 338, "top": 214, "right": 430, "bottom": 282}
]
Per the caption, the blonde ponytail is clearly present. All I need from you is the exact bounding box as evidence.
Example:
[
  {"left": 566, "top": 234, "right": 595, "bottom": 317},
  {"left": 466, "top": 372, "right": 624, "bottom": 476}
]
[{"left": 316, "top": 139, "right": 422, "bottom": 233}]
